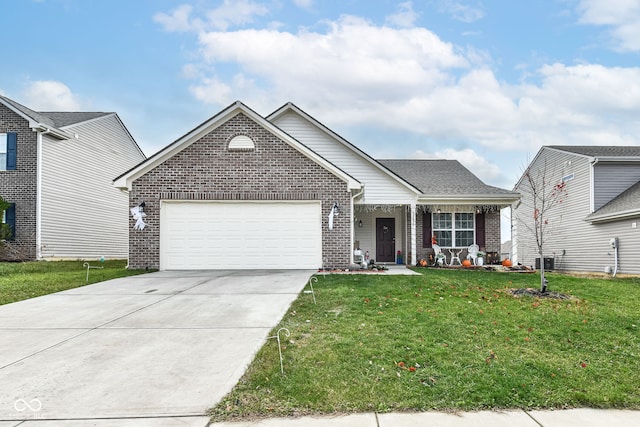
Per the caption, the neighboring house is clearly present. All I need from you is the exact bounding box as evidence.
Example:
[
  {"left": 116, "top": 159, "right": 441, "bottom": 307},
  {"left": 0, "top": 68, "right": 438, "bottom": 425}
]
[
  {"left": 513, "top": 145, "right": 640, "bottom": 275},
  {"left": 0, "top": 95, "right": 146, "bottom": 261},
  {"left": 115, "top": 101, "right": 520, "bottom": 270}
]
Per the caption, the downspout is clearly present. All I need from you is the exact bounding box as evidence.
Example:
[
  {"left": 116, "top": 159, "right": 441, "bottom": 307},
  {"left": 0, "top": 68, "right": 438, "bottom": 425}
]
[
  {"left": 36, "top": 129, "right": 49, "bottom": 260},
  {"left": 350, "top": 186, "right": 365, "bottom": 265},
  {"left": 410, "top": 203, "right": 416, "bottom": 266},
  {"left": 590, "top": 158, "right": 598, "bottom": 213}
]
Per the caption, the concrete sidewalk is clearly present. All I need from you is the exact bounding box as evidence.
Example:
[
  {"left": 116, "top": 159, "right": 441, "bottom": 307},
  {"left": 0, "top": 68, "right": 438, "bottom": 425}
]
[{"left": 208, "top": 408, "right": 640, "bottom": 427}]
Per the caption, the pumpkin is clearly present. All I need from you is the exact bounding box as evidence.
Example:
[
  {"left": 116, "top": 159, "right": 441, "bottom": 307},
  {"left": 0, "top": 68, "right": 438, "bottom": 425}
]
[
  {"left": 502, "top": 259, "right": 513, "bottom": 268},
  {"left": 462, "top": 259, "right": 472, "bottom": 267},
  {"left": 419, "top": 259, "right": 428, "bottom": 267}
]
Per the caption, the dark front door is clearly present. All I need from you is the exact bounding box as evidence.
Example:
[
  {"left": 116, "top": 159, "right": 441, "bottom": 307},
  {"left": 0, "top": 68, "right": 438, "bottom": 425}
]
[{"left": 376, "top": 218, "right": 395, "bottom": 263}]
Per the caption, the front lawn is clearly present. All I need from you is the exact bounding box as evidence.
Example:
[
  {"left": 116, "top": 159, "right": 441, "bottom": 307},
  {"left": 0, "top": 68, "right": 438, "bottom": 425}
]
[
  {"left": 0, "top": 260, "right": 149, "bottom": 305},
  {"left": 211, "top": 269, "right": 640, "bottom": 421}
]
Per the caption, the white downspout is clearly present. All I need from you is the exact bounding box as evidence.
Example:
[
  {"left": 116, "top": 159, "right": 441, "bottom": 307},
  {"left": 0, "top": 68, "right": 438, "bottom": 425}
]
[
  {"left": 410, "top": 203, "right": 416, "bottom": 266},
  {"left": 350, "top": 186, "right": 365, "bottom": 265},
  {"left": 36, "top": 130, "right": 48, "bottom": 260}
]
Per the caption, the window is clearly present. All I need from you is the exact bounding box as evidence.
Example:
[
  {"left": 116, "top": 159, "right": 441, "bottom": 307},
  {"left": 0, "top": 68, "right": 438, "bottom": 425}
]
[
  {"left": 2, "top": 203, "right": 15, "bottom": 241},
  {"left": 0, "top": 133, "right": 16, "bottom": 171},
  {"left": 432, "top": 212, "right": 475, "bottom": 247},
  {"left": 228, "top": 134, "right": 255, "bottom": 151}
]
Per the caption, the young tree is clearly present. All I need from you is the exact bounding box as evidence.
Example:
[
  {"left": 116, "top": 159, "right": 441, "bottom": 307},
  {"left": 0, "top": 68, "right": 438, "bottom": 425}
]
[{"left": 518, "top": 160, "right": 567, "bottom": 292}]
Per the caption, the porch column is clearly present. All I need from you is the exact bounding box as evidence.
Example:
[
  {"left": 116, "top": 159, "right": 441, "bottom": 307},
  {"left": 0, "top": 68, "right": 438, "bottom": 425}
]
[{"left": 410, "top": 203, "right": 416, "bottom": 266}]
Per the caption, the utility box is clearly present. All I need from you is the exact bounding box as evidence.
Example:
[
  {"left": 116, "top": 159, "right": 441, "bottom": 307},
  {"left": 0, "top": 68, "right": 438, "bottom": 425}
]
[{"left": 535, "top": 257, "right": 554, "bottom": 270}]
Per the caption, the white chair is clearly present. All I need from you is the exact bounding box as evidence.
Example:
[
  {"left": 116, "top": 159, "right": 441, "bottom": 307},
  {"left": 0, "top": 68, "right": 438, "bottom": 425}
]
[
  {"left": 353, "top": 249, "right": 366, "bottom": 269},
  {"left": 449, "top": 248, "right": 462, "bottom": 266},
  {"left": 467, "top": 244, "right": 479, "bottom": 265},
  {"left": 433, "top": 244, "right": 446, "bottom": 266}
]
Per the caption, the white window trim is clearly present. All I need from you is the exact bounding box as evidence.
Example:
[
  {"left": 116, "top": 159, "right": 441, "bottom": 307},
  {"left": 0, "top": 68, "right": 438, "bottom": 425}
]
[{"left": 432, "top": 212, "right": 475, "bottom": 248}]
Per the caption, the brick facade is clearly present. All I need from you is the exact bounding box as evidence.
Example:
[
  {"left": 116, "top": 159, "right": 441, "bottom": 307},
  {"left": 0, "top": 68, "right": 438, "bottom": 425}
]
[
  {"left": 0, "top": 104, "right": 37, "bottom": 260},
  {"left": 128, "top": 113, "right": 351, "bottom": 270}
]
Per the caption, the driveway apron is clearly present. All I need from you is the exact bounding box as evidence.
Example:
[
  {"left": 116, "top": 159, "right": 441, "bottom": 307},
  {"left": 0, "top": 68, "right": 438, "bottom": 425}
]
[{"left": 0, "top": 270, "right": 312, "bottom": 421}]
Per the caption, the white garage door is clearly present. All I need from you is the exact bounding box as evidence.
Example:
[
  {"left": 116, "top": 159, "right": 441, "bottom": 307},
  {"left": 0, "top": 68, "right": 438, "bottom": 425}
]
[{"left": 160, "top": 201, "right": 322, "bottom": 270}]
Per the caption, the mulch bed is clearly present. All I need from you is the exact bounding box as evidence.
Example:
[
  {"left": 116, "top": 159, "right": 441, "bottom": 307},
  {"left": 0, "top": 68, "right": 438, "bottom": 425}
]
[{"left": 509, "top": 288, "right": 573, "bottom": 300}]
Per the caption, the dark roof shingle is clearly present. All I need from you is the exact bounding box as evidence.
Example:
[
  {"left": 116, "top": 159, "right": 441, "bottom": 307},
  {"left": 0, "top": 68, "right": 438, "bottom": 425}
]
[
  {"left": 0, "top": 95, "right": 111, "bottom": 128},
  {"left": 378, "top": 159, "right": 517, "bottom": 196},
  {"left": 549, "top": 146, "right": 640, "bottom": 157}
]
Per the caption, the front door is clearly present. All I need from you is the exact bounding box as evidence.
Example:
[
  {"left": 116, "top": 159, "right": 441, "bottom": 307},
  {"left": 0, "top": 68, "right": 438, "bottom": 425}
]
[{"left": 376, "top": 218, "right": 395, "bottom": 263}]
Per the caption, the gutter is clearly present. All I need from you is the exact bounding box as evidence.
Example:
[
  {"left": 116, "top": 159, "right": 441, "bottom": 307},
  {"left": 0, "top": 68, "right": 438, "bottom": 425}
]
[
  {"left": 31, "top": 123, "right": 74, "bottom": 140},
  {"left": 585, "top": 209, "right": 640, "bottom": 224}
]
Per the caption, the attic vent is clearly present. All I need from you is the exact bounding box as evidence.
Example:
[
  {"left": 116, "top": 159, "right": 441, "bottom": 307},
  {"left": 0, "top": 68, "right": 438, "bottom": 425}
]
[{"left": 228, "top": 135, "right": 255, "bottom": 151}]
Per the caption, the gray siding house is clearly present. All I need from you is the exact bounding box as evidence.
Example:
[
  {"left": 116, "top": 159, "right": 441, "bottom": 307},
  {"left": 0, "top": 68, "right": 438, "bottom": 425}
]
[
  {"left": 513, "top": 146, "right": 640, "bottom": 275},
  {"left": 0, "top": 95, "right": 146, "bottom": 260},
  {"left": 115, "top": 101, "right": 519, "bottom": 270}
]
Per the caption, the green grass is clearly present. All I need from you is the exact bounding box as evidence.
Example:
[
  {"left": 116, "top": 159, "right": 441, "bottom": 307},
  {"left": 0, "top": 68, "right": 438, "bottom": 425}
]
[
  {"left": 0, "top": 260, "right": 149, "bottom": 305},
  {"left": 211, "top": 269, "right": 640, "bottom": 421}
]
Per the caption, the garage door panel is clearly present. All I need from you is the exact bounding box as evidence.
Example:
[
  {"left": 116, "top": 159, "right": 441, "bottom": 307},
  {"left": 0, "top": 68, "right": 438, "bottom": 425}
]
[{"left": 161, "top": 201, "right": 322, "bottom": 270}]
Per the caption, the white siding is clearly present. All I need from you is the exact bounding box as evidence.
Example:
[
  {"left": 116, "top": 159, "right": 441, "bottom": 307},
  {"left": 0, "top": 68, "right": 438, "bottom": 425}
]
[
  {"left": 513, "top": 148, "right": 640, "bottom": 274},
  {"left": 40, "top": 115, "right": 145, "bottom": 259},
  {"left": 353, "top": 208, "right": 406, "bottom": 263},
  {"left": 272, "top": 112, "right": 416, "bottom": 204}
]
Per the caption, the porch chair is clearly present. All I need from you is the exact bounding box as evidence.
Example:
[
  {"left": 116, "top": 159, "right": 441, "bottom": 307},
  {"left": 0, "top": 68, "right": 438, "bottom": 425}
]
[
  {"left": 467, "top": 244, "right": 479, "bottom": 265},
  {"left": 433, "top": 244, "right": 446, "bottom": 266},
  {"left": 449, "top": 248, "right": 462, "bottom": 266}
]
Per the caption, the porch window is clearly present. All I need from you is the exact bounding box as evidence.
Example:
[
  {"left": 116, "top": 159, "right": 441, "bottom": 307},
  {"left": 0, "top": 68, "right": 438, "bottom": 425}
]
[{"left": 432, "top": 212, "right": 474, "bottom": 247}]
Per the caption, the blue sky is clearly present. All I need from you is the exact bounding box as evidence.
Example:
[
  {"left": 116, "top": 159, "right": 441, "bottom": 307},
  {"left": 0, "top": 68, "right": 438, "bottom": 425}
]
[{"left": 2, "top": 0, "right": 639, "bottom": 195}]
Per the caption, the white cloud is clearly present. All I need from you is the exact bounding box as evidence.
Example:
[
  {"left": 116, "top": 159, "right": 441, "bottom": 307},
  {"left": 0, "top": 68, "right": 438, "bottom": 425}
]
[
  {"left": 155, "top": 1, "right": 269, "bottom": 33},
  {"left": 385, "top": 1, "right": 419, "bottom": 28},
  {"left": 292, "top": 0, "right": 313, "bottom": 9},
  {"left": 578, "top": 0, "right": 640, "bottom": 51},
  {"left": 154, "top": 4, "right": 198, "bottom": 32},
  {"left": 192, "top": 15, "right": 468, "bottom": 109},
  {"left": 438, "top": 0, "right": 485, "bottom": 23},
  {"left": 23, "top": 80, "right": 81, "bottom": 110}
]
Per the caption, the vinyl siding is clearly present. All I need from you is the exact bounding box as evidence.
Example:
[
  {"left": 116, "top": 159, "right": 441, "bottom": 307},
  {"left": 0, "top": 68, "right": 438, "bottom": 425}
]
[
  {"left": 593, "top": 162, "right": 640, "bottom": 211},
  {"left": 271, "top": 111, "right": 417, "bottom": 204},
  {"left": 40, "top": 115, "right": 145, "bottom": 259},
  {"left": 514, "top": 147, "right": 640, "bottom": 275},
  {"left": 353, "top": 207, "right": 406, "bottom": 263}
]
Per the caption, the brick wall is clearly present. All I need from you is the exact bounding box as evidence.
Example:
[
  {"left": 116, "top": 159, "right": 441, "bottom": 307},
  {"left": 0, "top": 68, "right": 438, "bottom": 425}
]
[
  {"left": 129, "top": 112, "right": 351, "bottom": 270},
  {"left": 0, "top": 104, "right": 37, "bottom": 260},
  {"left": 484, "top": 211, "right": 501, "bottom": 254}
]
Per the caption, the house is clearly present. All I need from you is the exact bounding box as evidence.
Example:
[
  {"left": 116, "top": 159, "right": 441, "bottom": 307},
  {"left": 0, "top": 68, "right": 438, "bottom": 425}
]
[
  {"left": 115, "top": 101, "right": 520, "bottom": 270},
  {"left": 0, "top": 95, "right": 146, "bottom": 261},
  {"left": 513, "top": 145, "right": 640, "bottom": 275}
]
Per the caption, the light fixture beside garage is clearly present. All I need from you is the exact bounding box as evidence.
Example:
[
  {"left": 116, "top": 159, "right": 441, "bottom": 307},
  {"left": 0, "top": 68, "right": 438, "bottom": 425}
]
[{"left": 328, "top": 202, "right": 340, "bottom": 230}]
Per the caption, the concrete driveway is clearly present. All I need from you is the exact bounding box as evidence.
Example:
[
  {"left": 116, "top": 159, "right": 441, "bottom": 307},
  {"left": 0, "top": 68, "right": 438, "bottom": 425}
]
[{"left": 0, "top": 270, "right": 313, "bottom": 424}]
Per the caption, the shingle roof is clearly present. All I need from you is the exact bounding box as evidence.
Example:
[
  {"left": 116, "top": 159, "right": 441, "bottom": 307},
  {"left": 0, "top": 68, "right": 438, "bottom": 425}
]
[
  {"left": 40, "top": 112, "right": 111, "bottom": 128},
  {"left": 0, "top": 95, "right": 57, "bottom": 128},
  {"left": 586, "top": 180, "right": 640, "bottom": 221},
  {"left": 0, "top": 95, "right": 111, "bottom": 128},
  {"left": 549, "top": 145, "right": 640, "bottom": 158},
  {"left": 378, "top": 159, "right": 517, "bottom": 196}
]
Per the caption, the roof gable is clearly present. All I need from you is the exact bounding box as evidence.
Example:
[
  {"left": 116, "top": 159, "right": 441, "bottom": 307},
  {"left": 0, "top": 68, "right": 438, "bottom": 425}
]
[
  {"left": 114, "top": 101, "right": 361, "bottom": 191},
  {"left": 267, "top": 103, "right": 421, "bottom": 195}
]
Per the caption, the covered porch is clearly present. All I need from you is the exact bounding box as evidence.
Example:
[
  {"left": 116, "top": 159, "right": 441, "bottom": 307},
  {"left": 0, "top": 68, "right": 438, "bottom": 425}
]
[{"left": 351, "top": 202, "right": 513, "bottom": 267}]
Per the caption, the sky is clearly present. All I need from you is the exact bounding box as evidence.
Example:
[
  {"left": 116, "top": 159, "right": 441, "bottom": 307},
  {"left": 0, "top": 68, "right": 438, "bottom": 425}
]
[{"left": 2, "top": 0, "right": 639, "bottom": 232}]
